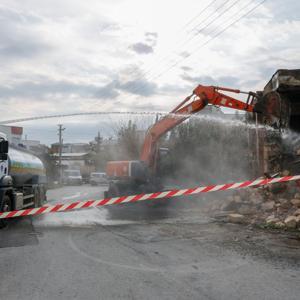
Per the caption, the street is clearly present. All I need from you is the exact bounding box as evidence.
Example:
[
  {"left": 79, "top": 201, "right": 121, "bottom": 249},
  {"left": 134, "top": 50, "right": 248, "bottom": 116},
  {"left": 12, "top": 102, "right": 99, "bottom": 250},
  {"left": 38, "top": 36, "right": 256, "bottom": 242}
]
[{"left": 0, "top": 184, "right": 300, "bottom": 300}]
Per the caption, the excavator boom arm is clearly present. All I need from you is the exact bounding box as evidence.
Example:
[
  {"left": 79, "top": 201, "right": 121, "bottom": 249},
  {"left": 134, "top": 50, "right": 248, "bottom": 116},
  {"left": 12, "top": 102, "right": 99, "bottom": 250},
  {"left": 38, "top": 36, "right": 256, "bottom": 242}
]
[{"left": 140, "top": 85, "right": 257, "bottom": 167}]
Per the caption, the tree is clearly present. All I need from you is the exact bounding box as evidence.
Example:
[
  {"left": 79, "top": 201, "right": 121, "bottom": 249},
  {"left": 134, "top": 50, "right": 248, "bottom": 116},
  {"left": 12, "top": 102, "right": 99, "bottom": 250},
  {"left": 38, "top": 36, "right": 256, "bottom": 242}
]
[
  {"left": 116, "top": 120, "right": 141, "bottom": 160},
  {"left": 162, "top": 117, "right": 252, "bottom": 185}
]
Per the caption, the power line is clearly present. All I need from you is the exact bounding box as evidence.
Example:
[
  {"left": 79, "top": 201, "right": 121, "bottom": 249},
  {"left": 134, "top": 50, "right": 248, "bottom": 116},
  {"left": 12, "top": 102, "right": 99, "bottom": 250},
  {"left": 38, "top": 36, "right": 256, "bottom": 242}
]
[
  {"left": 187, "top": 0, "right": 238, "bottom": 34},
  {"left": 95, "top": 0, "right": 226, "bottom": 101},
  {"left": 127, "top": 0, "right": 266, "bottom": 98},
  {"left": 90, "top": 0, "right": 247, "bottom": 106},
  {"left": 179, "top": 0, "right": 242, "bottom": 50},
  {"left": 182, "top": 0, "right": 219, "bottom": 29},
  {"left": 150, "top": 0, "right": 266, "bottom": 82},
  {"left": 146, "top": 0, "right": 253, "bottom": 82},
  {"left": 135, "top": 0, "right": 235, "bottom": 80},
  {"left": 86, "top": 0, "right": 266, "bottom": 114}
]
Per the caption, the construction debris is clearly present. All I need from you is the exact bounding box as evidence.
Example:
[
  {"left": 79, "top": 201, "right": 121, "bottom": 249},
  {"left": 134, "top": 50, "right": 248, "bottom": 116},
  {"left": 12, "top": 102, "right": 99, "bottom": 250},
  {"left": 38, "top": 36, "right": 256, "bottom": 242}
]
[
  {"left": 284, "top": 216, "right": 298, "bottom": 229},
  {"left": 203, "top": 177, "right": 300, "bottom": 230},
  {"left": 293, "top": 209, "right": 300, "bottom": 216},
  {"left": 291, "top": 198, "right": 300, "bottom": 207},
  {"left": 227, "top": 213, "right": 246, "bottom": 224}
]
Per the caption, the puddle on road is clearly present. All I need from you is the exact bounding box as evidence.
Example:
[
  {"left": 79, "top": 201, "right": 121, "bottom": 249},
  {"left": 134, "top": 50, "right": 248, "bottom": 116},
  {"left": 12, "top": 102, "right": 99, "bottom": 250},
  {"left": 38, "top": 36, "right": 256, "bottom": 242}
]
[
  {"left": 33, "top": 208, "right": 138, "bottom": 228},
  {"left": 34, "top": 192, "right": 211, "bottom": 228}
]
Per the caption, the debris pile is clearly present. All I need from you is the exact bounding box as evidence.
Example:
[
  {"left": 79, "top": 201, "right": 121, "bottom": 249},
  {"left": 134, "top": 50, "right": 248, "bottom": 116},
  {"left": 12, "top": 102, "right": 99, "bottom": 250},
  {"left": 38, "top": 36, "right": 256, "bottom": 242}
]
[{"left": 203, "top": 172, "right": 300, "bottom": 230}]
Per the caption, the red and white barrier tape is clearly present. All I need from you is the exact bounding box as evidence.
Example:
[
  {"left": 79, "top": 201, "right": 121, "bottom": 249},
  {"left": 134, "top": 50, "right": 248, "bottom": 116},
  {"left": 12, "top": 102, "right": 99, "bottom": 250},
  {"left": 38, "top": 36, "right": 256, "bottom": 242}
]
[{"left": 1, "top": 175, "right": 300, "bottom": 220}]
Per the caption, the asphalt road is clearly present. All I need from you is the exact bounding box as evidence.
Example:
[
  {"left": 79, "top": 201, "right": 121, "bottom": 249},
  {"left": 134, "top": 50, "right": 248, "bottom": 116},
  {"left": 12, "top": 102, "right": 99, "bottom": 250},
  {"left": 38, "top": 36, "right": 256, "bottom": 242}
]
[{"left": 0, "top": 185, "right": 300, "bottom": 300}]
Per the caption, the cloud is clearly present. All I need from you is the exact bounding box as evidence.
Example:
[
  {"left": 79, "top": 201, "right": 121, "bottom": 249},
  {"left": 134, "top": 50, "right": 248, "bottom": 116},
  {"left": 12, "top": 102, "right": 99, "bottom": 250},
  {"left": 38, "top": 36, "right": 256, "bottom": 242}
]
[
  {"left": 145, "top": 32, "right": 158, "bottom": 38},
  {"left": 181, "top": 74, "right": 217, "bottom": 85},
  {"left": 0, "top": 74, "right": 158, "bottom": 101},
  {"left": 181, "top": 73, "right": 243, "bottom": 88},
  {"left": 145, "top": 31, "right": 158, "bottom": 46},
  {"left": 179, "top": 51, "right": 190, "bottom": 58},
  {"left": 0, "top": 40, "right": 51, "bottom": 59},
  {"left": 130, "top": 42, "right": 154, "bottom": 54},
  {"left": 267, "top": 0, "right": 300, "bottom": 21},
  {"left": 181, "top": 66, "right": 192, "bottom": 72},
  {"left": 118, "top": 78, "right": 157, "bottom": 96},
  {"left": 0, "top": 79, "right": 120, "bottom": 100},
  {"left": 0, "top": 7, "right": 51, "bottom": 59},
  {"left": 159, "top": 83, "right": 190, "bottom": 95},
  {"left": 130, "top": 31, "right": 158, "bottom": 54}
]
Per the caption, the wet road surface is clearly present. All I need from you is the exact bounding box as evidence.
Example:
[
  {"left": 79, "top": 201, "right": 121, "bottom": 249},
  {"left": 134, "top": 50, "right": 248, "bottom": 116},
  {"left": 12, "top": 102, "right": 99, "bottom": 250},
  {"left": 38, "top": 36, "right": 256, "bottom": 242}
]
[{"left": 0, "top": 185, "right": 300, "bottom": 300}]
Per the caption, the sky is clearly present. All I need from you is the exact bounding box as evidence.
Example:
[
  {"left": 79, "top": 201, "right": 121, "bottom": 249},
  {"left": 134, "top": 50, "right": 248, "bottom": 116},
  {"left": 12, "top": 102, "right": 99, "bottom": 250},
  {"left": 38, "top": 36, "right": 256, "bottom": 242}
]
[{"left": 0, "top": 0, "right": 299, "bottom": 144}]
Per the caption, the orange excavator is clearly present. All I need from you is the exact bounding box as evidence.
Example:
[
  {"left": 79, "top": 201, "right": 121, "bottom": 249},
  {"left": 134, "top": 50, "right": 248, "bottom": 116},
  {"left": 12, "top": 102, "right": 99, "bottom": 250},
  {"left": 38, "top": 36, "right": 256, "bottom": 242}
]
[{"left": 105, "top": 85, "right": 262, "bottom": 197}]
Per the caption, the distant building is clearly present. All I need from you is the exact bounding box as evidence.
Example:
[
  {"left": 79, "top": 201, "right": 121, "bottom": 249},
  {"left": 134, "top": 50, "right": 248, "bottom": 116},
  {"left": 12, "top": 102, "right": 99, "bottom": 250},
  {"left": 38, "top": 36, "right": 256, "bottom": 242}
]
[
  {"left": 22, "top": 139, "right": 40, "bottom": 150},
  {"left": 50, "top": 142, "right": 90, "bottom": 154},
  {"left": 50, "top": 142, "right": 95, "bottom": 179},
  {"left": 51, "top": 152, "right": 95, "bottom": 180},
  {"left": 0, "top": 125, "right": 23, "bottom": 145}
]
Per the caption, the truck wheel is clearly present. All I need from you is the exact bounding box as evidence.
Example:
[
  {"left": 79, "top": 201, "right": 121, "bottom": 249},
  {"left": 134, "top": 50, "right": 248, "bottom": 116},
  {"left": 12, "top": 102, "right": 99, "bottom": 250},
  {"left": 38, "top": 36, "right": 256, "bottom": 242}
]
[
  {"left": 0, "top": 195, "right": 12, "bottom": 229},
  {"left": 108, "top": 184, "right": 120, "bottom": 197}
]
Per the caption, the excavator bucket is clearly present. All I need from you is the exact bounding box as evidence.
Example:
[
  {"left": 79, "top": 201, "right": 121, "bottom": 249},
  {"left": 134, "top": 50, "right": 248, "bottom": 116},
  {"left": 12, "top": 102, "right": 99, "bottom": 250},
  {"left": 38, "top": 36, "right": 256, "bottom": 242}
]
[{"left": 253, "top": 91, "right": 290, "bottom": 128}]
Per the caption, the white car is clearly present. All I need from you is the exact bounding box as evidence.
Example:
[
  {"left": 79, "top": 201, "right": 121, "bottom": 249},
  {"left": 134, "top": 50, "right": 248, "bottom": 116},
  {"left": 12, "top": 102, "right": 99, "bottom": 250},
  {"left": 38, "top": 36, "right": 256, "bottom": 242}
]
[
  {"left": 63, "top": 170, "right": 83, "bottom": 185},
  {"left": 90, "top": 172, "right": 108, "bottom": 185}
]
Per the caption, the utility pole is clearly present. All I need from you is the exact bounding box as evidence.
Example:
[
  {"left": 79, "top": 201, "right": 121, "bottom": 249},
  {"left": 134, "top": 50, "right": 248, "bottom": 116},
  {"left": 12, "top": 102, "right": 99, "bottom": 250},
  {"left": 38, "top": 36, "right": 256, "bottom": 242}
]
[
  {"left": 95, "top": 131, "right": 102, "bottom": 154},
  {"left": 58, "top": 124, "right": 65, "bottom": 184}
]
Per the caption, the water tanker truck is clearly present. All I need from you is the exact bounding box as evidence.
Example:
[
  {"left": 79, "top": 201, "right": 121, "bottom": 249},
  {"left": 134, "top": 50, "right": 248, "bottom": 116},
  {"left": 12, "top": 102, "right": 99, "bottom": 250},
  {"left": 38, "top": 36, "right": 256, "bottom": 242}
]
[{"left": 0, "top": 135, "right": 47, "bottom": 227}]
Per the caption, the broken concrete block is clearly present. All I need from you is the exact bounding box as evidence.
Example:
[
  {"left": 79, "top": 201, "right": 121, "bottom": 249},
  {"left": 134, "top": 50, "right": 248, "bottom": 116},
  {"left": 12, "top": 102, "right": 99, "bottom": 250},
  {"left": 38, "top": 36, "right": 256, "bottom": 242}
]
[
  {"left": 293, "top": 209, "right": 300, "bottom": 216},
  {"left": 275, "top": 221, "right": 285, "bottom": 228},
  {"left": 277, "top": 198, "right": 290, "bottom": 208},
  {"left": 291, "top": 198, "right": 300, "bottom": 208},
  {"left": 237, "top": 204, "right": 255, "bottom": 215},
  {"left": 233, "top": 195, "right": 242, "bottom": 203},
  {"left": 261, "top": 201, "right": 275, "bottom": 211},
  {"left": 266, "top": 215, "right": 279, "bottom": 225},
  {"left": 284, "top": 216, "right": 297, "bottom": 229},
  {"left": 227, "top": 214, "right": 246, "bottom": 224},
  {"left": 250, "top": 194, "right": 263, "bottom": 205}
]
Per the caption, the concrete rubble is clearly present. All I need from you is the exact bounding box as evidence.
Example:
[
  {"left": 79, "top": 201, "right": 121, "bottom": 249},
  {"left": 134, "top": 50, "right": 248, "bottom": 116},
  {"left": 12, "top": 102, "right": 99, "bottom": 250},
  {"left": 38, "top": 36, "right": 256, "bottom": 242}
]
[
  {"left": 202, "top": 173, "right": 300, "bottom": 231},
  {"left": 227, "top": 213, "right": 246, "bottom": 224},
  {"left": 284, "top": 216, "right": 298, "bottom": 229}
]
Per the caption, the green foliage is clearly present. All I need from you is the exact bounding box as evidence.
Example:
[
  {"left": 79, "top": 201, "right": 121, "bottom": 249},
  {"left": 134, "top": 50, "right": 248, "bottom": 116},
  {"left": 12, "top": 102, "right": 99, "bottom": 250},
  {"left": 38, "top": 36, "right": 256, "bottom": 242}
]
[
  {"left": 91, "top": 120, "right": 142, "bottom": 171},
  {"left": 116, "top": 120, "right": 141, "bottom": 160}
]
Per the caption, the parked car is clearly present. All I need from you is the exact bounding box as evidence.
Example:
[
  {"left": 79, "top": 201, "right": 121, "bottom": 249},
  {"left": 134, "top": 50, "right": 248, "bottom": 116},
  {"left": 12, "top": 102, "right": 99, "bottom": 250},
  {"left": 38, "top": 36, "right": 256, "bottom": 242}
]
[
  {"left": 63, "top": 170, "right": 83, "bottom": 185},
  {"left": 90, "top": 172, "right": 108, "bottom": 185}
]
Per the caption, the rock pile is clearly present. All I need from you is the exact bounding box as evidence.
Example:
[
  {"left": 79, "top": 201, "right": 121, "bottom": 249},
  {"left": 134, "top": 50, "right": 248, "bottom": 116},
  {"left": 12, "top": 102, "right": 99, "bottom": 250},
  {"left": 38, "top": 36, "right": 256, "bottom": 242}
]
[{"left": 203, "top": 178, "right": 300, "bottom": 230}]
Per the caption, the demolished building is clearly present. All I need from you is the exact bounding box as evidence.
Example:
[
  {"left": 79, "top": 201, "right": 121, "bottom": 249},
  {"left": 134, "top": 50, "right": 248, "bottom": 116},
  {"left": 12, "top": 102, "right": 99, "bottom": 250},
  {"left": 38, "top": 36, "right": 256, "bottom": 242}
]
[{"left": 249, "top": 69, "right": 300, "bottom": 177}]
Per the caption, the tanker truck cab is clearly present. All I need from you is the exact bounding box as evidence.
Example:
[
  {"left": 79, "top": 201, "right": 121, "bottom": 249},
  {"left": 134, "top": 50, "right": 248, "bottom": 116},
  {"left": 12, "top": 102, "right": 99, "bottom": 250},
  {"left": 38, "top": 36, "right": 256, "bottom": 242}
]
[
  {"left": 0, "top": 138, "right": 9, "bottom": 176},
  {"left": 0, "top": 136, "right": 47, "bottom": 227}
]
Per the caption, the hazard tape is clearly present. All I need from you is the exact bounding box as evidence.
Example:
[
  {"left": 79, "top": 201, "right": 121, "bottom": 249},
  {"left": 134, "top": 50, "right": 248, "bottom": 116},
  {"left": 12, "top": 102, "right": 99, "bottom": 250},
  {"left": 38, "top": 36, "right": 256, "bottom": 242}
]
[{"left": 1, "top": 175, "right": 300, "bottom": 219}]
